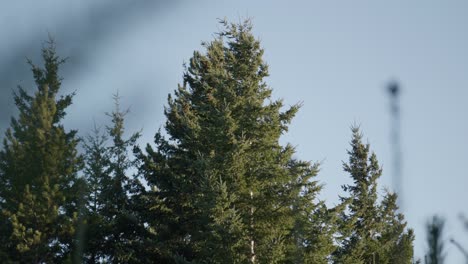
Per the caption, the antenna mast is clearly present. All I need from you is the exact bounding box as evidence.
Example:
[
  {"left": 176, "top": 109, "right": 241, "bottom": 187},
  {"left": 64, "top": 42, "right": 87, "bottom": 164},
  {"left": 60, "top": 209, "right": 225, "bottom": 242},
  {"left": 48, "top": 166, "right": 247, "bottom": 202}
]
[{"left": 388, "top": 81, "right": 403, "bottom": 210}]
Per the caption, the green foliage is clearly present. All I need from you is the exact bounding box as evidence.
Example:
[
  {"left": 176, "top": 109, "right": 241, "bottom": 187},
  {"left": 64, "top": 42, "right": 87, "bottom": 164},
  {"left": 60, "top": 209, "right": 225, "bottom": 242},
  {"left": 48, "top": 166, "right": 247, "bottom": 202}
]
[
  {"left": 0, "top": 20, "right": 417, "bottom": 263},
  {"left": 333, "top": 127, "right": 414, "bottom": 264},
  {"left": 136, "top": 19, "right": 332, "bottom": 263},
  {"left": 81, "top": 94, "right": 147, "bottom": 263},
  {"left": 0, "top": 39, "right": 83, "bottom": 262},
  {"left": 80, "top": 124, "right": 109, "bottom": 262}
]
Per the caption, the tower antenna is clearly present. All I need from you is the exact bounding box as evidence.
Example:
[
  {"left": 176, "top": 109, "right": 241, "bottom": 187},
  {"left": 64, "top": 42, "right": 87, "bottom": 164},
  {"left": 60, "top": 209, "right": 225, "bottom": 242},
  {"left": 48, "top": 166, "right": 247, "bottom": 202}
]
[{"left": 388, "top": 81, "right": 403, "bottom": 210}]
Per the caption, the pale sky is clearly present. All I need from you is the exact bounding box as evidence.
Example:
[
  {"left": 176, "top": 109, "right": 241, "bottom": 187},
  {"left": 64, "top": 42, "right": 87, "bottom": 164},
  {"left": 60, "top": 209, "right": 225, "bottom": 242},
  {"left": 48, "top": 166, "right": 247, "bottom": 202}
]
[{"left": 1, "top": 1, "right": 467, "bottom": 262}]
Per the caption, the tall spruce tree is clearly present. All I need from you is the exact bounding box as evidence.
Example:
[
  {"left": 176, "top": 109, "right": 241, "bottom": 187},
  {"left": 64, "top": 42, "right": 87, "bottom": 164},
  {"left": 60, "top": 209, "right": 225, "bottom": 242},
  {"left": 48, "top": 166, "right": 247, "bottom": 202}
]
[
  {"left": 136, "top": 19, "right": 332, "bottom": 263},
  {"left": 0, "top": 39, "right": 83, "bottom": 262},
  {"left": 333, "top": 127, "right": 414, "bottom": 264},
  {"left": 102, "top": 95, "right": 145, "bottom": 263},
  {"left": 81, "top": 124, "right": 109, "bottom": 262},
  {"left": 82, "top": 95, "right": 146, "bottom": 263}
]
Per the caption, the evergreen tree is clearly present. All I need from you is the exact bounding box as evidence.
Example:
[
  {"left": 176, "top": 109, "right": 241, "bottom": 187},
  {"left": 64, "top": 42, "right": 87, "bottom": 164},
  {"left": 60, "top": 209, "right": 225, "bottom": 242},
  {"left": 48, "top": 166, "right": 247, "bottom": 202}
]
[
  {"left": 0, "top": 39, "right": 83, "bottom": 262},
  {"left": 82, "top": 95, "right": 146, "bottom": 263},
  {"left": 425, "top": 215, "right": 445, "bottom": 264},
  {"left": 81, "top": 124, "right": 109, "bottom": 262},
  {"left": 333, "top": 127, "right": 414, "bottom": 264},
  {"left": 136, "top": 19, "right": 331, "bottom": 263}
]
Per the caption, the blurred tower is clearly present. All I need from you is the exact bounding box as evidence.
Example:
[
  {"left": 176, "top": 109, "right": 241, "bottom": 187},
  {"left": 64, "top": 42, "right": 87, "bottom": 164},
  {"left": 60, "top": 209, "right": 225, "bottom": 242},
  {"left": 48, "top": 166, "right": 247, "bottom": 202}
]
[{"left": 388, "top": 81, "right": 403, "bottom": 211}]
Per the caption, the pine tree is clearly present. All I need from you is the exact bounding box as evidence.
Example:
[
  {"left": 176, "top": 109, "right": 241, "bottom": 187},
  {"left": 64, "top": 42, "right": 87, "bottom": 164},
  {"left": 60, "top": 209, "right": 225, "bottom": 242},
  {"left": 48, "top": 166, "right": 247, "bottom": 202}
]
[
  {"left": 136, "top": 19, "right": 331, "bottom": 263},
  {"left": 0, "top": 39, "right": 83, "bottom": 262},
  {"left": 82, "top": 94, "right": 146, "bottom": 263},
  {"left": 102, "top": 94, "right": 144, "bottom": 262},
  {"left": 81, "top": 124, "right": 109, "bottom": 262},
  {"left": 333, "top": 127, "right": 414, "bottom": 264}
]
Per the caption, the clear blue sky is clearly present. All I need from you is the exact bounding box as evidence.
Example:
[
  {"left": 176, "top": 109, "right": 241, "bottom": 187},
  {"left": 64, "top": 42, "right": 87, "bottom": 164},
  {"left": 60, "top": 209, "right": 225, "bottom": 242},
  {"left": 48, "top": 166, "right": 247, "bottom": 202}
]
[{"left": 1, "top": 0, "right": 467, "bottom": 262}]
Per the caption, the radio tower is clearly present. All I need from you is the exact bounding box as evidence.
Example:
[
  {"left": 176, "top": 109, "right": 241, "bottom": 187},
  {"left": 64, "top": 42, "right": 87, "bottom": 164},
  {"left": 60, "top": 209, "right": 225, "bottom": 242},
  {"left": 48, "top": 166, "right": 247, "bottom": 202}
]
[{"left": 388, "top": 81, "right": 403, "bottom": 211}]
